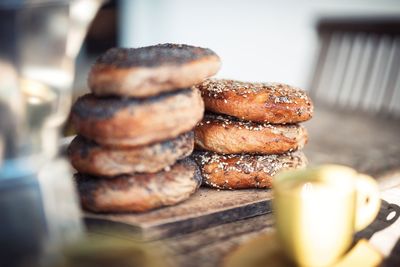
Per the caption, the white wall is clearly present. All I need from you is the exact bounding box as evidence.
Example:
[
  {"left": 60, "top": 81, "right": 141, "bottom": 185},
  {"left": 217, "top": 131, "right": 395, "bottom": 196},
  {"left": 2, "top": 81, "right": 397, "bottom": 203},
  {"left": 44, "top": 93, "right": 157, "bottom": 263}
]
[{"left": 119, "top": 0, "right": 400, "bottom": 89}]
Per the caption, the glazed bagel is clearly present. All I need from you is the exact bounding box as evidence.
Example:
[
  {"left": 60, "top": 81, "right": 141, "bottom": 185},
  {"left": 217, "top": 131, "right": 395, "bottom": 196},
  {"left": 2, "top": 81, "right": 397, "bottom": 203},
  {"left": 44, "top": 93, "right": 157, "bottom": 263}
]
[
  {"left": 76, "top": 158, "right": 202, "bottom": 213},
  {"left": 71, "top": 88, "right": 204, "bottom": 147},
  {"left": 89, "top": 44, "right": 221, "bottom": 97},
  {"left": 195, "top": 79, "right": 313, "bottom": 124},
  {"left": 68, "top": 132, "right": 194, "bottom": 177},
  {"left": 195, "top": 113, "right": 308, "bottom": 154},
  {"left": 192, "top": 151, "right": 307, "bottom": 189}
]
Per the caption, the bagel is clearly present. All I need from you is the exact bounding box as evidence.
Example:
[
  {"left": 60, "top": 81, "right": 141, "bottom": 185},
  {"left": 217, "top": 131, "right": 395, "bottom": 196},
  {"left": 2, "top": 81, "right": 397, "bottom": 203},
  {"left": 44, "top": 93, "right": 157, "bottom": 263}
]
[
  {"left": 68, "top": 132, "right": 194, "bottom": 176},
  {"left": 192, "top": 151, "right": 307, "bottom": 189},
  {"left": 76, "top": 158, "right": 202, "bottom": 213},
  {"left": 71, "top": 88, "right": 204, "bottom": 147},
  {"left": 195, "top": 79, "right": 313, "bottom": 123},
  {"left": 195, "top": 113, "right": 307, "bottom": 154},
  {"left": 88, "top": 44, "right": 221, "bottom": 97}
]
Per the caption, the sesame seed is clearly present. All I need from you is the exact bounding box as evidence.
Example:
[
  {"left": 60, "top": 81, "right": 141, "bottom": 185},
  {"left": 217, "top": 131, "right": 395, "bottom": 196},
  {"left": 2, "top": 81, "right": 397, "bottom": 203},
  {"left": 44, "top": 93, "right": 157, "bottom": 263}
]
[
  {"left": 192, "top": 150, "right": 306, "bottom": 188},
  {"left": 194, "top": 79, "right": 309, "bottom": 106},
  {"left": 164, "top": 166, "right": 171, "bottom": 172},
  {"left": 199, "top": 113, "right": 300, "bottom": 134}
]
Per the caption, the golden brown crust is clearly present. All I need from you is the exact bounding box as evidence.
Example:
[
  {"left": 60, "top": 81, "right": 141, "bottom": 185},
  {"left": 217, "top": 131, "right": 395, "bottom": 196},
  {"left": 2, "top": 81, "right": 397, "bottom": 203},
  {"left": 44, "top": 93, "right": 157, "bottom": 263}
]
[
  {"left": 76, "top": 158, "right": 202, "bottom": 213},
  {"left": 68, "top": 132, "right": 194, "bottom": 176},
  {"left": 89, "top": 44, "right": 221, "bottom": 97},
  {"left": 194, "top": 113, "right": 308, "bottom": 154},
  {"left": 192, "top": 151, "right": 307, "bottom": 189},
  {"left": 71, "top": 88, "right": 204, "bottom": 147},
  {"left": 195, "top": 79, "right": 313, "bottom": 123}
]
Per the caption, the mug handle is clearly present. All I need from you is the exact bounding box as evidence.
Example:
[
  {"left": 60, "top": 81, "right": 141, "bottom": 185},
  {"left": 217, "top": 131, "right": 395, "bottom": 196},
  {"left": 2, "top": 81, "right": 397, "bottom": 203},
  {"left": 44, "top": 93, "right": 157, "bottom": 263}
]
[{"left": 354, "top": 174, "right": 381, "bottom": 231}]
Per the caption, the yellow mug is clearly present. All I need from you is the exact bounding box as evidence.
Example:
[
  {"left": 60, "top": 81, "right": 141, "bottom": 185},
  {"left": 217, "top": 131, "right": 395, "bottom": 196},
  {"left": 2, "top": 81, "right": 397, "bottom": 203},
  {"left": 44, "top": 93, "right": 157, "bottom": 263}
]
[{"left": 273, "top": 165, "right": 381, "bottom": 267}]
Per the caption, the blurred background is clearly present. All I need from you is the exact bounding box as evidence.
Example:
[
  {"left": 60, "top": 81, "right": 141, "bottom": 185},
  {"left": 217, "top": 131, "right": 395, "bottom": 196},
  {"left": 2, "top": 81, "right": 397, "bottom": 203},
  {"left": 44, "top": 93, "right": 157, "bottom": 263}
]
[
  {"left": 75, "top": 0, "right": 400, "bottom": 94},
  {"left": 67, "top": 0, "right": 400, "bottom": 176},
  {"left": 1, "top": 1, "right": 400, "bottom": 266},
  {"left": 72, "top": 1, "right": 400, "bottom": 175}
]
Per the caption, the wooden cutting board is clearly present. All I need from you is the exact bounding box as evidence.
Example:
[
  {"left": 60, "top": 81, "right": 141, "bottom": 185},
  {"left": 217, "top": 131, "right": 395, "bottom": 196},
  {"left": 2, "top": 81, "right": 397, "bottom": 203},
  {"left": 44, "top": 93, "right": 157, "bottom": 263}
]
[{"left": 84, "top": 187, "right": 273, "bottom": 240}]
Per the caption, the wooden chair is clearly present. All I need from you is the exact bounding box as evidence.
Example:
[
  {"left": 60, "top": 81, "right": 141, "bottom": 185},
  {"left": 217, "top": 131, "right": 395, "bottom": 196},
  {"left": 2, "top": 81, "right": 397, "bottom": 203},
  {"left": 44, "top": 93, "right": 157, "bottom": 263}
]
[
  {"left": 309, "top": 17, "right": 400, "bottom": 117},
  {"left": 304, "top": 17, "right": 400, "bottom": 187}
]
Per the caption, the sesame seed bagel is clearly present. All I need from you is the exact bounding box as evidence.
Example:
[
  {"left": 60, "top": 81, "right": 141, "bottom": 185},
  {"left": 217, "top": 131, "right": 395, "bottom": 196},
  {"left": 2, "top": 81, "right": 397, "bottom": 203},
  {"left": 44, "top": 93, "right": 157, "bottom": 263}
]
[
  {"left": 195, "top": 113, "right": 308, "bottom": 154},
  {"left": 192, "top": 151, "right": 307, "bottom": 189},
  {"left": 195, "top": 79, "right": 313, "bottom": 124},
  {"left": 71, "top": 88, "right": 204, "bottom": 147},
  {"left": 68, "top": 132, "right": 194, "bottom": 177},
  {"left": 89, "top": 44, "right": 221, "bottom": 98},
  {"left": 76, "top": 158, "right": 202, "bottom": 213}
]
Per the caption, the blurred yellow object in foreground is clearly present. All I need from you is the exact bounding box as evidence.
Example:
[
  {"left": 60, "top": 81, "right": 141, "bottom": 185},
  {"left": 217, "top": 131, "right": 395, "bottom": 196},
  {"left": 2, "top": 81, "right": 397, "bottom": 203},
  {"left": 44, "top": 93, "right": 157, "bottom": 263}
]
[
  {"left": 221, "top": 231, "right": 293, "bottom": 267},
  {"left": 274, "top": 165, "right": 381, "bottom": 267},
  {"left": 332, "top": 239, "right": 382, "bottom": 267},
  {"left": 55, "top": 233, "right": 171, "bottom": 267},
  {"left": 222, "top": 232, "right": 383, "bottom": 267}
]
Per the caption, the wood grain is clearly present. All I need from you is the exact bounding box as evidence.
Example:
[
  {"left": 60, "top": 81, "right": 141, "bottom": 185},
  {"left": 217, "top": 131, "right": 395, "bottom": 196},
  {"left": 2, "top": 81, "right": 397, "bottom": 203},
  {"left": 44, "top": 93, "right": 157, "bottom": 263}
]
[
  {"left": 82, "top": 106, "right": 400, "bottom": 242},
  {"left": 304, "top": 106, "right": 400, "bottom": 178},
  {"left": 85, "top": 187, "right": 273, "bottom": 240},
  {"left": 166, "top": 185, "right": 400, "bottom": 267},
  {"left": 81, "top": 106, "right": 400, "bottom": 266}
]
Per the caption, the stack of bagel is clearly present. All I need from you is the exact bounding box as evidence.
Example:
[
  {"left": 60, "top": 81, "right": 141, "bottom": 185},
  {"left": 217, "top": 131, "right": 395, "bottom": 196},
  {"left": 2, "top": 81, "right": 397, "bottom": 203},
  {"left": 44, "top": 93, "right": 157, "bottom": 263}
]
[
  {"left": 68, "top": 44, "right": 221, "bottom": 212},
  {"left": 193, "top": 79, "right": 313, "bottom": 189}
]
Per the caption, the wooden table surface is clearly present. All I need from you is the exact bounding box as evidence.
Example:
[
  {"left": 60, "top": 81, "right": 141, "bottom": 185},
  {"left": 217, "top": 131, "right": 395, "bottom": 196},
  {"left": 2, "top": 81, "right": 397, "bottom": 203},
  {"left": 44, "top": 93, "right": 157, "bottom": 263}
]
[
  {"left": 87, "top": 107, "right": 400, "bottom": 267},
  {"left": 154, "top": 183, "right": 400, "bottom": 267}
]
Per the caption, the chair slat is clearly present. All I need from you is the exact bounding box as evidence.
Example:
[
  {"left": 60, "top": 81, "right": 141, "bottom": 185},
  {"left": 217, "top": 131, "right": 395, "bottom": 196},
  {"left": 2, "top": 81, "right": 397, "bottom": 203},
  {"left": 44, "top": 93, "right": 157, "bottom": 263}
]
[
  {"left": 310, "top": 17, "right": 400, "bottom": 117},
  {"left": 375, "top": 36, "right": 397, "bottom": 113},
  {"left": 348, "top": 33, "right": 376, "bottom": 110},
  {"left": 338, "top": 33, "right": 366, "bottom": 109},
  {"left": 333, "top": 32, "right": 354, "bottom": 108},
  {"left": 315, "top": 32, "right": 343, "bottom": 102},
  {"left": 363, "top": 35, "right": 391, "bottom": 112},
  {"left": 381, "top": 37, "right": 400, "bottom": 116}
]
